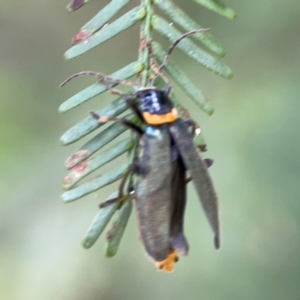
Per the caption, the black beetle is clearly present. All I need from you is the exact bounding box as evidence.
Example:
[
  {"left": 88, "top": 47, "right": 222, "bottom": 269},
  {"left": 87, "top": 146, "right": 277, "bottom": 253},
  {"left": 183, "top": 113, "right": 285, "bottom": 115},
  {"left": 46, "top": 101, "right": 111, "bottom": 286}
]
[
  {"left": 62, "top": 28, "right": 218, "bottom": 272},
  {"left": 92, "top": 85, "right": 219, "bottom": 272}
]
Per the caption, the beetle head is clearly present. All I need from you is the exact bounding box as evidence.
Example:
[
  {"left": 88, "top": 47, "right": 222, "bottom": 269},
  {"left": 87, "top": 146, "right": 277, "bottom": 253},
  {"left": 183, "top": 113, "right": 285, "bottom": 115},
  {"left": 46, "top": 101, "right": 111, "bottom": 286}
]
[{"left": 136, "top": 88, "right": 174, "bottom": 115}]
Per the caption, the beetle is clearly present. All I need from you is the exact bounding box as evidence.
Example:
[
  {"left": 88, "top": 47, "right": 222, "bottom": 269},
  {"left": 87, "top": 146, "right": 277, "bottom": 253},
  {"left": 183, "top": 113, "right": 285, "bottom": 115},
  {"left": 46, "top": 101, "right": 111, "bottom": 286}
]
[
  {"left": 61, "top": 28, "right": 219, "bottom": 272},
  {"left": 91, "top": 85, "right": 219, "bottom": 272},
  {"left": 92, "top": 106, "right": 181, "bottom": 271},
  {"left": 136, "top": 87, "right": 220, "bottom": 249}
]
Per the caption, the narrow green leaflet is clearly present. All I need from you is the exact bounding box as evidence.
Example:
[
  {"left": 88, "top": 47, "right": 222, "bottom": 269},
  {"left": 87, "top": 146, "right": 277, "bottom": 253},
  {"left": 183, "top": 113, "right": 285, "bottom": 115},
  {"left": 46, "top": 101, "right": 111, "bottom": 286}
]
[
  {"left": 61, "top": 163, "right": 129, "bottom": 202},
  {"left": 154, "top": 0, "right": 225, "bottom": 57},
  {"left": 62, "top": 138, "right": 133, "bottom": 190},
  {"left": 65, "top": 115, "right": 134, "bottom": 169},
  {"left": 153, "top": 42, "right": 213, "bottom": 115},
  {"left": 82, "top": 0, "right": 132, "bottom": 35},
  {"left": 193, "top": 0, "right": 236, "bottom": 20},
  {"left": 65, "top": 6, "right": 146, "bottom": 59},
  {"left": 105, "top": 199, "right": 133, "bottom": 257},
  {"left": 82, "top": 192, "right": 119, "bottom": 249},
  {"left": 59, "top": 61, "right": 143, "bottom": 113},
  {"left": 152, "top": 16, "right": 233, "bottom": 79},
  {"left": 60, "top": 97, "right": 127, "bottom": 146}
]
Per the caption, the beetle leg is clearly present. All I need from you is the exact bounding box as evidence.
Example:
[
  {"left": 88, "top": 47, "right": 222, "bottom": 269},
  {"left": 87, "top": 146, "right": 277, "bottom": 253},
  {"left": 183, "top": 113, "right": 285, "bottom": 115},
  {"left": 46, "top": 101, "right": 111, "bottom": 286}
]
[
  {"left": 98, "top": 154, "right": 153, "bottom": 209},
  {"left": 99, "top": 193, "right": 135, "bottom": 209},
  {"left": 203, "top": 158, "right": 214, "bottom": 168},
  {"left": 183, "top": 119, "right": 208, "bottom": 152},
  {"left": 120, "top": 163, "right": 151, "bottom": 200},
  {"left": 124, "top": 98, "right": 144, "bottom": 123},
  {"left": 98, "top": 163, "right": 140, "bottom": 209},
  {"left": 184, "top": 119, "right": 201, "bottom": 138},
  {"left": 117, "top": 165, "right": 135, "bottom": 199},
  {"left": 90, "top": 111, "right": 144, "bottom": 135},
  {"left": 98, "top": 197, "right": 119, "bottom": 208},
  {"left": 98, "top": 158, "right": 151, "bottom": 209}
]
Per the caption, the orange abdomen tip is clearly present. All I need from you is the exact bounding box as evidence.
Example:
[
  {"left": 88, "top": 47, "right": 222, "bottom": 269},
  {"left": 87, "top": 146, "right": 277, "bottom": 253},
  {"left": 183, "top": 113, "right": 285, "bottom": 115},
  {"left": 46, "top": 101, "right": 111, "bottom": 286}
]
[{"left": 155, "top": 250, "right": 179, "bottom": 273}]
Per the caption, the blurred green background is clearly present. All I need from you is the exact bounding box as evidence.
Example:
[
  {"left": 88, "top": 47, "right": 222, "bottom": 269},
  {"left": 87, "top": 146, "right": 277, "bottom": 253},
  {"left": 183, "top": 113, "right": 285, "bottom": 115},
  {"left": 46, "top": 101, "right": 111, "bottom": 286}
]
[{"left": 1, "top": 1, "right": 300, "bottom": 299}]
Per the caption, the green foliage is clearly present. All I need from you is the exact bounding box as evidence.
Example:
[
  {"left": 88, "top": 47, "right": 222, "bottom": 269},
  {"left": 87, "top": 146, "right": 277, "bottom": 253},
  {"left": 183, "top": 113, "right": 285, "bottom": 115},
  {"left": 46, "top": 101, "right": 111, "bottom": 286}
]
[
  {"left": 61, "top": 0, "right": 235, "bottom": 253},
  {"left": 105, "top": 199, "right": 133, "bottom": 257},
  {"left": 82, "top": 192, "right": 120, "bottom": 249}
]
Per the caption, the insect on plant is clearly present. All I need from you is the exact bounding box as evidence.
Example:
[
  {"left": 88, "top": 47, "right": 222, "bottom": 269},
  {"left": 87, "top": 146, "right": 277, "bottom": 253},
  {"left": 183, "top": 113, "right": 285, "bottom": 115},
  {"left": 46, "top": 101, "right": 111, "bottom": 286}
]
[
  {"left": 60, "top": 0, "right": 235, "bottom": 273},
  {"left": 61, "top": 30, "right": 220, "bottom": 272}
]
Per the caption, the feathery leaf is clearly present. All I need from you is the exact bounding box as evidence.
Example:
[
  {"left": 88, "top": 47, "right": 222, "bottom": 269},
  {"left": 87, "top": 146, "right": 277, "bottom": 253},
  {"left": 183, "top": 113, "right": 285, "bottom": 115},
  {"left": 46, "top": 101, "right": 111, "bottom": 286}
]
[
  {"left": 62, "top": 138, "right": 133, "bottom": 190},
  {"left": 59, "top": 62, "right": 143, "bottom": 113},
  {"left": 105, "top": 199, "right": 133, "bottom": 257},
  {"left": 60, "top": 0, "right": 235, "bottom": 253},
  {"left": 154, "top": 0, "right": 225, "bottom": 57},
  {"left": 153, "top": 42, "right": 214, "bottom": 115},
  {"left": 60, "top": 97, "right": 128, "bottom": 145},
  {"left": 82, "top": 0, "right": 132, "bottom": 35},
  {"left": 62, "top": 163, "right": 129, "bottom": 202},
  {"left": 152, "top": 16, "right": 233, "bottom": 79},
  {"left": 65, "top": 6, "right": 146, "bottom": 59},
  {"left": 82, "top": 192, "right": 119, "bottom": 249},
  {"left": 64, "top": 114, "right": 135, "bottom": 168},
  {"left": 193, "top": 0, "right": 237, "bottom": 20}
]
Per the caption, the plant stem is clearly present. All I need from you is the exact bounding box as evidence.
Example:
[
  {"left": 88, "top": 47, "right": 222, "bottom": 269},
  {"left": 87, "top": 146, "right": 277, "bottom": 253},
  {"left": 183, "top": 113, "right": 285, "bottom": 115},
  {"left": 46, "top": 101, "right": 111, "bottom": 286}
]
[
  {"left": 139, "top": 0, "right": 154, "bottom": 86},
  {"left": 126, "top": 0, "right": 155, "bottom": 191}
]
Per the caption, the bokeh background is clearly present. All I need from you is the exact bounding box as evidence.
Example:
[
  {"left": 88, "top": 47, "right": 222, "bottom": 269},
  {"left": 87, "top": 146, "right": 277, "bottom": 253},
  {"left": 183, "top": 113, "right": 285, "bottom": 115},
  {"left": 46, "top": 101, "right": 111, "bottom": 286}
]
[{"left": 1, "top": 1, "right": 300, "bottom": 299}]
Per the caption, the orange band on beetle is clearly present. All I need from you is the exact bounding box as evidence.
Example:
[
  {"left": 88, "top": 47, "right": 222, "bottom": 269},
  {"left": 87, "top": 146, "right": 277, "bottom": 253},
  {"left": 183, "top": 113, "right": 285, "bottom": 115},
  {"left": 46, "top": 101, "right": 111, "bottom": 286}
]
[{"left": 142, "top": 108, "right": 178, "bottom": 125}]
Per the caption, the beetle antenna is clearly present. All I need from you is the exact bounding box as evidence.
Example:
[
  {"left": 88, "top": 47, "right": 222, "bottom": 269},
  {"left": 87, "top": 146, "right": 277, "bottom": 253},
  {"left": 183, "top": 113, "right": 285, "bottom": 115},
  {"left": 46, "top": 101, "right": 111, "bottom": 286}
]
[
  {"left": 90, "top": 111, "right": 144, "bottom": 135},
  {"left": 154, "top": 28, "right": 211, "bottom": 75},
  {"left": 59, "top": 71, "right": 137, "bottom": 96},
  {"left": 59, "top": 71, "right": 100, "bottom": 87},
  {"left": 146, "top": 42, "right": 171, "bottom": 87}
]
